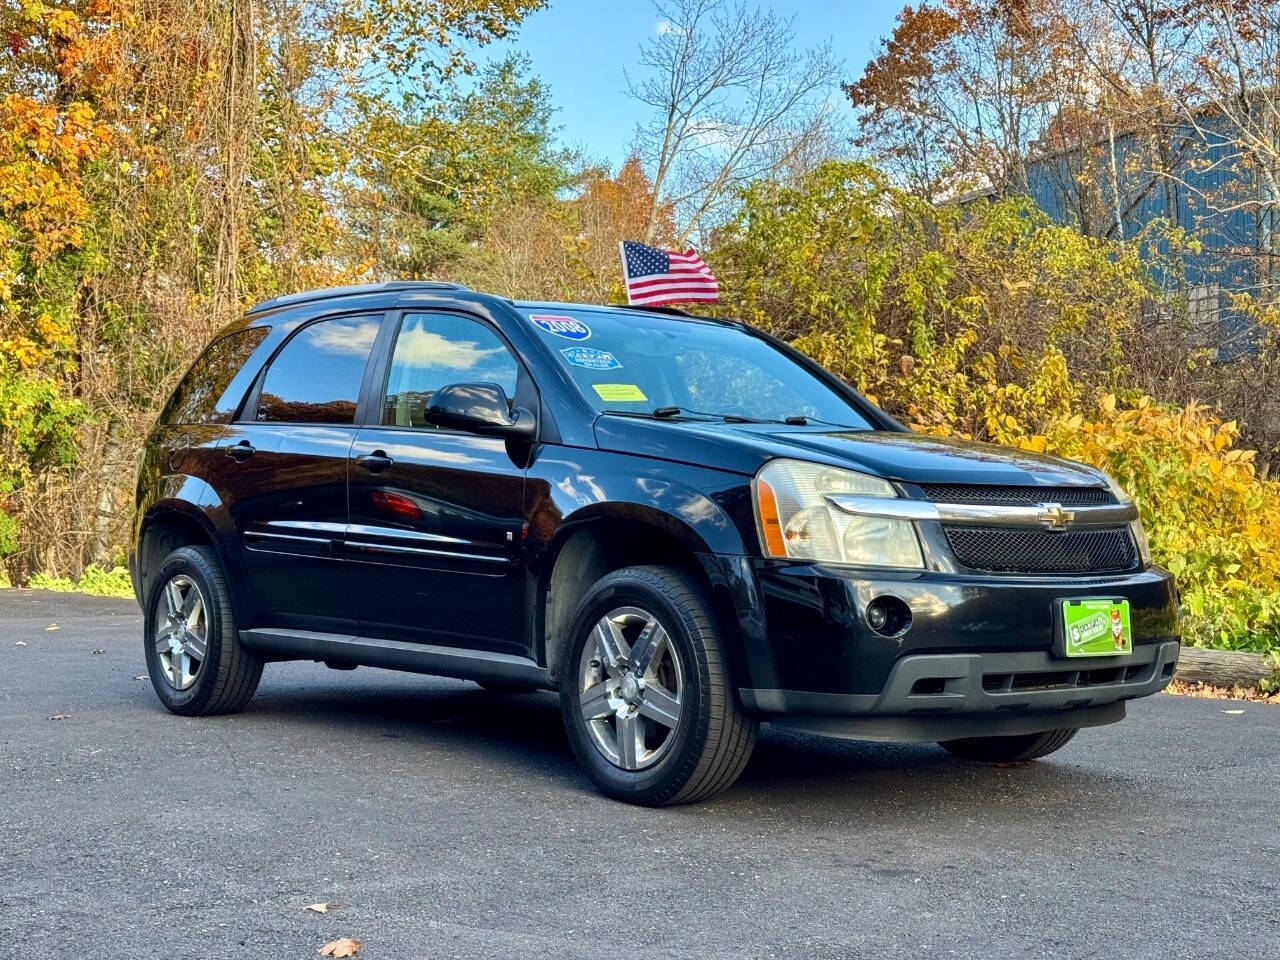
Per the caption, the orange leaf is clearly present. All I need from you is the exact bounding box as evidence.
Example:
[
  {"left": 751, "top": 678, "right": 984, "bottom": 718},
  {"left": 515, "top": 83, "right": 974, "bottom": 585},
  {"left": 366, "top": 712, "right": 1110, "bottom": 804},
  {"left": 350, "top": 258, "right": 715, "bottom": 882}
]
[{"left": 318, "top": 938, "right": 361, "bottom": 958}]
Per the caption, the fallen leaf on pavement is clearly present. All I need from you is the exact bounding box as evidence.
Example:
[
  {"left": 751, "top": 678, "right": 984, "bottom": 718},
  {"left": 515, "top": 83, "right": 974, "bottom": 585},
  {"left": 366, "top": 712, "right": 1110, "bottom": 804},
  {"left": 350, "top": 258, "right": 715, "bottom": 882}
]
[
  {"left": 1166, "top": 679, "right": 1278, "bottom": 705},
  {"left": 92, "top": 649, "right": 105, "bottom": 655},
  {"left": 49, "top": 714, "right": 70, "bottom": 721},
  {"left": 317, "top": 937, "right": 360, "bottom": 957},
  {"left": 304, "top": 902, "right": 344, "bottom": 914},
  {"left": 45, "top": 623, "right": 59, "bottom": 631}
]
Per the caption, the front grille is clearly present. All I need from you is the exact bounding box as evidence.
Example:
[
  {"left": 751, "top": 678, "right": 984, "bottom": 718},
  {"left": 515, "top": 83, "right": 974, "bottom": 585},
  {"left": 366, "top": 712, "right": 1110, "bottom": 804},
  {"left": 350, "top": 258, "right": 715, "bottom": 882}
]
[
  {"left": 943, "top": 525, "right": 1138, "bottom": 574},
  {"left": 919, "top": 484, "right": 1115, "bottom": 506}
]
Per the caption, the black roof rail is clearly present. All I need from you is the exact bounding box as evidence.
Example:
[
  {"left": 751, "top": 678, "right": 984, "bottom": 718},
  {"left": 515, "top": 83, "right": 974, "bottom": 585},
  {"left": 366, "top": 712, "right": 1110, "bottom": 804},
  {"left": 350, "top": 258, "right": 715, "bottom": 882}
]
[
  {"left": 248, "top": 281, "right": 470, "bottom": 314},
  {"left": 626, "top": 304, "right": 695, "bottom": 317}
]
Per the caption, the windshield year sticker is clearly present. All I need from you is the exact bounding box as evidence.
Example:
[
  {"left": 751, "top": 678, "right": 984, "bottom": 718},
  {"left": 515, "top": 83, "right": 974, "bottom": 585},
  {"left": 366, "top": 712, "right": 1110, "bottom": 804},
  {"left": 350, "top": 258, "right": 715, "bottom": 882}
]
[
  {"left": 592, "top": 383, "right": 647, "bottom": 403},
  {"left": 561, "top": 347, "right": 621, "bottom": 370},
  {"left": 530, "top": 314, "right": 591, "bottom": 340}
]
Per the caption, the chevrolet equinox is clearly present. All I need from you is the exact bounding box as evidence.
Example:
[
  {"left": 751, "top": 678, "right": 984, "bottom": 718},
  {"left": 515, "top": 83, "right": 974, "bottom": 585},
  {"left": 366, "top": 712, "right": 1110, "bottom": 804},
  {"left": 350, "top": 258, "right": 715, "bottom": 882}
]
[{"left": 130, "top": 282, "right": 1181, "bottom": 805}]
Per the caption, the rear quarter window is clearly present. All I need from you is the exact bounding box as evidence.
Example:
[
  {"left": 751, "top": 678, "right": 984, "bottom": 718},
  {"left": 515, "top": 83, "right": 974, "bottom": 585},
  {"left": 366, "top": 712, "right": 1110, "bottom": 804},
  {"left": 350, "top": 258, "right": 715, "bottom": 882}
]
[
  {"left": 162, "top": 327, "right": 269, "bottom": 425},
  {"left": 254, "top": 314, "right": 381, "bottom": 424}
]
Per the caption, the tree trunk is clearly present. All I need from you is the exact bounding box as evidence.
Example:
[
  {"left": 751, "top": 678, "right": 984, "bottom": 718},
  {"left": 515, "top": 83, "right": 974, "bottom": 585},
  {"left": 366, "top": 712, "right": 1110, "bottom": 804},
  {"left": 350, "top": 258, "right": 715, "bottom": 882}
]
[
  {"left": 1175, "top": 647, "right": 1275, "bottom": 688},
  {"left": 90, "top": 420, "right": 123, "bottom": 567},
  {"left": 212, "top": 0, "right": 257, "bottom": 319}
]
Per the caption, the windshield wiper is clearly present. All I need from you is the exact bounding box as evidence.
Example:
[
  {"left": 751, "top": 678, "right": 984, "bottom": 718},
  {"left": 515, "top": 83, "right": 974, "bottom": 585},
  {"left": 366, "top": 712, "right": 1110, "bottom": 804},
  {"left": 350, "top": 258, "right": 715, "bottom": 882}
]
[
  {"left": 602, "top": 407, "right": 861, "bottom": 428},
  {"left": 600, "top": 407, "right": 721, "bottom": 422},
  {"left": 652, "top": 406, "right": 775, "bottom": 422},
  {"left": 649, "top": 405, "right": 731, "bottom": 420}
]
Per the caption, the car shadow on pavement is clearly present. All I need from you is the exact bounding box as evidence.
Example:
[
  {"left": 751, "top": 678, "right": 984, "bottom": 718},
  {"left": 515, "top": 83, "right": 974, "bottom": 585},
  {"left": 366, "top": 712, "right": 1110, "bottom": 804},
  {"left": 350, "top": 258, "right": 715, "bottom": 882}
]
[{"left": 229, "top": 674, "right": 1154, "bottom": 818}]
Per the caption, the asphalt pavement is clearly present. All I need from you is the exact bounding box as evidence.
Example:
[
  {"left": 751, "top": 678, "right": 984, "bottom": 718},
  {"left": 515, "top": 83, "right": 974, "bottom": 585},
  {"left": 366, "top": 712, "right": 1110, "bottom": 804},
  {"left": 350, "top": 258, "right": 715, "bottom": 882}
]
[{"left": 1, "top": 588, "right": 1276, "bottom": 960}]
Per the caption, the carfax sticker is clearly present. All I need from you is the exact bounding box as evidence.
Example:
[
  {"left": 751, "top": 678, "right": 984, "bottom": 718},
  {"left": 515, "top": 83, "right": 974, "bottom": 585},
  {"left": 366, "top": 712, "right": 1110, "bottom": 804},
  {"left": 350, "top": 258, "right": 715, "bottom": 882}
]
[
  {"left": 530, "top": 313, "right": 591, "bottom": 340},
  {"left": 561, "top": 347, "right": 621, "bottom": 370},
  {"left": 592, "top": 383, "right": 647, "bottom": 403}
]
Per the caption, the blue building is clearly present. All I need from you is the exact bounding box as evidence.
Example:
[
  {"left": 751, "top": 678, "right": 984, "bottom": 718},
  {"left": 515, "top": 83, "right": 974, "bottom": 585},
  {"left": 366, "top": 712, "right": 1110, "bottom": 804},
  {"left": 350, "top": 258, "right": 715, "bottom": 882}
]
[{"left": 1021, "top": 113, "right": 1272, "bottom": 359}]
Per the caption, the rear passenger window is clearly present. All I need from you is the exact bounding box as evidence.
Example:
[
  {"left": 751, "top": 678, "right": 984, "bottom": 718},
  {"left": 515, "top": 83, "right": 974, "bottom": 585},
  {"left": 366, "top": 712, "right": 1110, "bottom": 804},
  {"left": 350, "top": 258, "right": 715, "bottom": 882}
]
[
  {"left": 163, "top": 327, "right": 268, "bottom": 425},
  {"left": 383, "top": 313, "right": 520, "bottom": 427},
  {"left": 255, "top": 314, "right": 380, "bottom": 424}
]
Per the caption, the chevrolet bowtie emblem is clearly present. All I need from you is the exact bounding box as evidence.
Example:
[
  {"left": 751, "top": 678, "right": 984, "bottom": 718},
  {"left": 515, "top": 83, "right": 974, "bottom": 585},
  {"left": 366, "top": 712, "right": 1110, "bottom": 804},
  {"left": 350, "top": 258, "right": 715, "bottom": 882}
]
[{"left": 1037, "top": 502, "right": 1075, "bottom": 531}]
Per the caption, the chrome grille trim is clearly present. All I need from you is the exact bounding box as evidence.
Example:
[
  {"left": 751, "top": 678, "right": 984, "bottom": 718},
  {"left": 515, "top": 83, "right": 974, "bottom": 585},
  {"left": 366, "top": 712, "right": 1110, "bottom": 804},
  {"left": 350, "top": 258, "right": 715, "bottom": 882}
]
[{"left": 824, "top": 494, "right": 1137, "bottom": 528}]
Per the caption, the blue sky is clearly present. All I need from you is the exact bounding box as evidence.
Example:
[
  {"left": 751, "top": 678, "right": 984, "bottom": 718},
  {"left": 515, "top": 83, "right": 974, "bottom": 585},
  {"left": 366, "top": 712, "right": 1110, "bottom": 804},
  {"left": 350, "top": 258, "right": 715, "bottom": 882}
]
[{"left": 483, "top": 0, "right": 905, "bottom": 167}]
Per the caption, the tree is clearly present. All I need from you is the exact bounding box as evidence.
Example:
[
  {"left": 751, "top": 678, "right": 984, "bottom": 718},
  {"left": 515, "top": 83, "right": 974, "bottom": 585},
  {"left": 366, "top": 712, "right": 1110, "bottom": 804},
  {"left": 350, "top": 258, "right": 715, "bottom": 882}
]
[
  {"left": 628, "top": 0, "right": 840, "bottom": 244},
  {"left": 349, "top": 55, "right": 575, "bottom": 279},
  {"left": 847, "top": 0, "right": 1070, "bottom": 199}
]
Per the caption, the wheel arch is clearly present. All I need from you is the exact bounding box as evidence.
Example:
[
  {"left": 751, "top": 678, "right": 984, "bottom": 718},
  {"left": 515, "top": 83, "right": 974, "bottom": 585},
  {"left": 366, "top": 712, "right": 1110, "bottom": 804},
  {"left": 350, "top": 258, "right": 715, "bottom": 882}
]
[
  {"left": 534, "top": 510, "right": 749, "bottom": 689},
  {"left": 136, "top": 504, "right": 249, "bottom": 623}
]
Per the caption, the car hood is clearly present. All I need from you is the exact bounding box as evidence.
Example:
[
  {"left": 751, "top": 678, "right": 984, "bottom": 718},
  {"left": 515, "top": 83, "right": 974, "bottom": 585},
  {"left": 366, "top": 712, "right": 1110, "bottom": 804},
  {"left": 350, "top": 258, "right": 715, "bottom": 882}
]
[{"left": 592, "top": 417, "right": 1108, "bottom": 487}]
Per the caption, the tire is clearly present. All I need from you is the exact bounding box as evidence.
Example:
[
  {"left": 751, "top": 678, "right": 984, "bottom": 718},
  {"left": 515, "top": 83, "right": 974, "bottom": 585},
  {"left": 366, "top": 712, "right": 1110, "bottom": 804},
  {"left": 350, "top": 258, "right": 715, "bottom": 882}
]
[
  {"left": 559, "top": 565, "right": 757, "bottom": 806},
  {"left": 143, "top": 545, "right": 263, "bottom": 716},
  {"left": 939, "top": 727, "right": 1079, "bottom": 763}
]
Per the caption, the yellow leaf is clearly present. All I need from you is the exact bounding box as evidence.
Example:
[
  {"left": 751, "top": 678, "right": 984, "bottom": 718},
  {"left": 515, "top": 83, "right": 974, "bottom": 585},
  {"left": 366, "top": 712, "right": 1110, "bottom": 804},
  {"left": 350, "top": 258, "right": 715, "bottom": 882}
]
[{"left": 305, "top": 903, "right": 344, "bottom": 914}]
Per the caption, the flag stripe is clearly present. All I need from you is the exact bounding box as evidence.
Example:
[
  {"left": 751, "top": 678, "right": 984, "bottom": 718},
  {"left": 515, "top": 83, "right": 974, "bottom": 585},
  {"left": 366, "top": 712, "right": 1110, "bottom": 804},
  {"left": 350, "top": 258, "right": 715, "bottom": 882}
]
[
  {"left": 630, "top": 292, "right": 720, "bottom": 305},
  {"left": 628, "top": 275, "right": 719, "bottom": 291},
  {"left": 629, "top": 283, "right": 721, "bottom": 295}
]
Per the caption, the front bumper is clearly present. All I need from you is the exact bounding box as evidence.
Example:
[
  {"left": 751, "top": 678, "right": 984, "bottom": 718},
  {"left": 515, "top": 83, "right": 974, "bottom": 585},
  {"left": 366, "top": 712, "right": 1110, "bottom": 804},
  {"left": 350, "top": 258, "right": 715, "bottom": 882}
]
[
  {"left": 742, "top": 640, "right": 1179, "bottom": 742},
  {"left": 716, "top": 558, "right": 1181, "bottom": 741}
]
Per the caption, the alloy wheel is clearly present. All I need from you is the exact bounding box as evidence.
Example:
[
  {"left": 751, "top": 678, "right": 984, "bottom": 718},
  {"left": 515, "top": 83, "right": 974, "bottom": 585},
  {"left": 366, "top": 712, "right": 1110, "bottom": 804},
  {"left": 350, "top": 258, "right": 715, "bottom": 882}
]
[
  {"left": 577, "top": 605, "right": 684, "bottom": 770},
  {"left": 152, "top": 574, "right": 208, "bottom": 691}
]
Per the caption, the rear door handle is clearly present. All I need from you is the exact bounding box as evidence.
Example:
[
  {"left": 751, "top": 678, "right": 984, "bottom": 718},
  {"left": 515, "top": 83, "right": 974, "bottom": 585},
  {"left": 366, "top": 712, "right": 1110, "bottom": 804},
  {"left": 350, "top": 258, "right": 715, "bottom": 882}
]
[
  {"left": 226, "top": 440, "right": 255, "bottom": 462},
  {"left": 357, "top": 450, "right": 394, "bottom": 473}
]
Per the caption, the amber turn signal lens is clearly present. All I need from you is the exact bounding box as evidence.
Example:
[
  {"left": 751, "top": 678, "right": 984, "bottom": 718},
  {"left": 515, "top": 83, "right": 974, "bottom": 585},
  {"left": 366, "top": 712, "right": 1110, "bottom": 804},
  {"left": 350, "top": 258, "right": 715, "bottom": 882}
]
[{"left": 756, "top": 478, "right": 787, "bottom": 557}]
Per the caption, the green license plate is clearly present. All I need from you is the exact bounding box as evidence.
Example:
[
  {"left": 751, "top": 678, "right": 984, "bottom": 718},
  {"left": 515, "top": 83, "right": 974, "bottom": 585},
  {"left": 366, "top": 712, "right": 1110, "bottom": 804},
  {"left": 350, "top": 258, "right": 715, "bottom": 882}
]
[{"left": 1060, "top": 598, "right": 1132, "bottom": 657}]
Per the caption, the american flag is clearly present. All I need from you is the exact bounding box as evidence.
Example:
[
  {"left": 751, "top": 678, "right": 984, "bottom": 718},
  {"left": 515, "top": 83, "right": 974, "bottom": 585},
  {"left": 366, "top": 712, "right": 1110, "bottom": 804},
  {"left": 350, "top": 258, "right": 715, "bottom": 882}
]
[{"left": 619, "top": 240, "right": 719, "bottom": 306}]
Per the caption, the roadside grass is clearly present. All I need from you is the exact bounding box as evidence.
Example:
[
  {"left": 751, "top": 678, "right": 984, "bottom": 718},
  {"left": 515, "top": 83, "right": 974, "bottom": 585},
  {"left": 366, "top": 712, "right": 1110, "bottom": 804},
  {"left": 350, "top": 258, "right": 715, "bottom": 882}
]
[{"left": 13, "top": 564, "right": 134, "bottom": 599}]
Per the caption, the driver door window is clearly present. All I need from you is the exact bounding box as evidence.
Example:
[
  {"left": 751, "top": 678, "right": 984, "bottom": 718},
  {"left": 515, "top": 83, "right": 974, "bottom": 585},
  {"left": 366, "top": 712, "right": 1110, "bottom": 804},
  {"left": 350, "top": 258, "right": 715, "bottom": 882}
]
[{"left": 383, "top": 313, "right": 519, "bottom": 427}]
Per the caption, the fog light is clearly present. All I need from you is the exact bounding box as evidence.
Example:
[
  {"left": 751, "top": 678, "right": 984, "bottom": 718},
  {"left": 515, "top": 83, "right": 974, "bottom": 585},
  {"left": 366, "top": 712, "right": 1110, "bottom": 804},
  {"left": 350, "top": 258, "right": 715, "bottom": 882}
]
[
  {"left": 866, "top": 596, "right": 911, "bottom": 637},
  {"left": 867, "top": 602, "right": 888, "bottom": 631}
]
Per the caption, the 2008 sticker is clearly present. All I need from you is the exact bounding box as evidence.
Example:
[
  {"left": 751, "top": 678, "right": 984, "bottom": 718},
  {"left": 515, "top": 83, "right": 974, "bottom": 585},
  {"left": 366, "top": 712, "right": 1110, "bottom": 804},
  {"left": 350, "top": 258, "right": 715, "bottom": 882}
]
[
  {"left": 530, "top": 313, "right": 591, "bottom": 340},
  {"left": 561, "top": 347, "right": 621, "bottom": 370}
]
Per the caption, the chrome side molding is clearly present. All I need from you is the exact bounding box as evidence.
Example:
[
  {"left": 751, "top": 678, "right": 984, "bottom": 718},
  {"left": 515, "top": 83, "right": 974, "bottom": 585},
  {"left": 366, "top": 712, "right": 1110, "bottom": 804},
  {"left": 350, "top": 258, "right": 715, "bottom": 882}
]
[{"left": 824, "top": 494, "right": 1137, "bottom": 529}]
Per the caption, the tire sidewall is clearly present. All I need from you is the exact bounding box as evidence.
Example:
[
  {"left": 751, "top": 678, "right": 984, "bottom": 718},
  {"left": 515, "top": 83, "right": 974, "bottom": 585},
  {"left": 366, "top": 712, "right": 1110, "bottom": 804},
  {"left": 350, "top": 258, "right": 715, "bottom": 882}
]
[
  {"left": 559, "top": 572, "right": 711, "bottom": 804},
  {"left": 143, "top": 546, "right": 230, "bottom": 715}
]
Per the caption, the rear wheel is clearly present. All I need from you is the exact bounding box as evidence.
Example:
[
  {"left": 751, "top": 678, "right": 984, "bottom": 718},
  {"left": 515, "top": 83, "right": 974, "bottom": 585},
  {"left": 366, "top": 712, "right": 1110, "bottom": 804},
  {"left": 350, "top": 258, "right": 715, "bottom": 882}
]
[
  {"left": 939, "top": 727, "right": 1078, "bottom": 763},
  {"left": 559, "top": 565, "right": 757, "bottom": 806},
  {"left": 144, "top": 545, "right": 262, "bottom": 716}
]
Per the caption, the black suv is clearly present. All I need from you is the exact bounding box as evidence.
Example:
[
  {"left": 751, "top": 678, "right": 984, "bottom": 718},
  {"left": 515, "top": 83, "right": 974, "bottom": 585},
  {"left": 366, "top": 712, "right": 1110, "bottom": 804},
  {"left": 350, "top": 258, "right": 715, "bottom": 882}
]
[{"left": 130, "top": 282, "right": 1181, "bottom": 805}]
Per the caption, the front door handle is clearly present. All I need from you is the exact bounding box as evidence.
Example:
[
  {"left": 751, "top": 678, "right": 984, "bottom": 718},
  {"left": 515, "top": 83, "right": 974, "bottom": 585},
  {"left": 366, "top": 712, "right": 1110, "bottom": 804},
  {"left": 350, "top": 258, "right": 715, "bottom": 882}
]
[
  {"left": 226, "top": 440, "right": 255, "bottom": 462},
  {"left": 357, "top": 450, "right": 394, "bottom": 473}
]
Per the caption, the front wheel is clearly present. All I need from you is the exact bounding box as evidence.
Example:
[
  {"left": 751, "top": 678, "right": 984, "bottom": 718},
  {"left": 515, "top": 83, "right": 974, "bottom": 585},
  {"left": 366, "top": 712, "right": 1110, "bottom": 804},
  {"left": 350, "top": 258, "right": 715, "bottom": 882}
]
[
  {"left": 939, "top": 727, "right": 1079, "bottom": 763},
  {"left": 559, "top": 565, "right": 757, "bottom": 806}
]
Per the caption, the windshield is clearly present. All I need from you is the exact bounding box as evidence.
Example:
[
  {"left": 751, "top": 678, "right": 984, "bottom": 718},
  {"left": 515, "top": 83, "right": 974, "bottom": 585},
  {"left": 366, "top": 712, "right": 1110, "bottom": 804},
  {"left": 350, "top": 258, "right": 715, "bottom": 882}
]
[{"left": 522, "top": 307, "right": 872, "bottom": 428}]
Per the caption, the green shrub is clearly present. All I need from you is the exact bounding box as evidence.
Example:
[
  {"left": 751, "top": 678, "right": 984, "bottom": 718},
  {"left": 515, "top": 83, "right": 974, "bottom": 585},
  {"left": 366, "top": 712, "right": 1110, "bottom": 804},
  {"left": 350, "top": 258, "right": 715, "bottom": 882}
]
[{"left": 27, "top": 564, "right": 134, "bottom": 599}]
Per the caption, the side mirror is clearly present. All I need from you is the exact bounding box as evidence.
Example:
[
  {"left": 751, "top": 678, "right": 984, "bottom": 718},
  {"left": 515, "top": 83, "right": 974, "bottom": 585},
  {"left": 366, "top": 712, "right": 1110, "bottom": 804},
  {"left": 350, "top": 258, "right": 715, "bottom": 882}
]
[{"left": 425, "top": 382, "right": 536, "bottom": 440}]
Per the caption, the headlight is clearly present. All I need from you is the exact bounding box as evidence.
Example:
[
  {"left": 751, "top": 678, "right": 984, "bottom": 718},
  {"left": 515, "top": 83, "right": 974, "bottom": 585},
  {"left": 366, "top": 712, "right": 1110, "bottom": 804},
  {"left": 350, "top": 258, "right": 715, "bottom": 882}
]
[
  {"left": 1102, "top": 471, "right": 1153, "bottom": 567},
  {"left": 753, "top": 459, "right": 924, "bottom": 568},
  {"left": 1129, "top": 519, "right": 1152, "bottom": 566}
]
